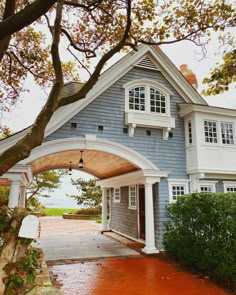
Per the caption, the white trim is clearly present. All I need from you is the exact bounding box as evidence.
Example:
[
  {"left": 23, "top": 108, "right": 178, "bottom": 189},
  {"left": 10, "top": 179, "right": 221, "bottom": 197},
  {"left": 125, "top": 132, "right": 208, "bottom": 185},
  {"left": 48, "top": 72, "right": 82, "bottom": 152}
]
[
  {"left": 123, "top": 79, "right": 175, "bottom": 138},
  {"left": 98, "top": 170, "right": 169, "bottom": 187},
  {"left": 223, "top": 181, "right": 236, "bottom": 193},
  {"left": 179, "top": 103, "right": 236, "bottom": 119},
  {"left": 20, "top": 136, "right": 158, "bottom": 172},
  {"left": 128, "top": 185, "right": 137, "bottom": 210},
  {"left": 168, "top": 179, "right": 190, "bottom": 203},
  {"left": 113, "top": 187, "right": 121, "bottom": 203},
  {"left": 198, "top": 181, "right": 217, "bottom": 193}
]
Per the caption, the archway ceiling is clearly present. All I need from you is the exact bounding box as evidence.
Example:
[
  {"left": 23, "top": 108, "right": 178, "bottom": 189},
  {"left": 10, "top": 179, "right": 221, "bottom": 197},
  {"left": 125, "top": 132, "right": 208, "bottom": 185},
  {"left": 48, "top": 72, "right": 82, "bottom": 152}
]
[{"left": 31, "top": 150, "right": 139, "bottom": 179}]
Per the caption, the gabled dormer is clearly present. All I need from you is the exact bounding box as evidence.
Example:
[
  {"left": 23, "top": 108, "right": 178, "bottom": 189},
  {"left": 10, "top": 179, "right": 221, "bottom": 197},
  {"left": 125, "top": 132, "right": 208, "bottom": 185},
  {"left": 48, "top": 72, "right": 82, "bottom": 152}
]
[{"left": 123, "top": 79, "right": 175, "bottom": 139}]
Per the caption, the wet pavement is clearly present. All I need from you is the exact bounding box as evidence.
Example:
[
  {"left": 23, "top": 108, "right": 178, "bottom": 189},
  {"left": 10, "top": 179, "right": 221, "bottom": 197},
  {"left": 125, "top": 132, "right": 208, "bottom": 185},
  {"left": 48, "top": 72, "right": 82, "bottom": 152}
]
[
  {"left": 50, "top": 257, "right": 233, "bottom": 295},
  {"left": 36, "top": 217, "right": 139, "bottom": 261},
  {"left": 39, "top": 217, "right": 233, "bottom": 295}
]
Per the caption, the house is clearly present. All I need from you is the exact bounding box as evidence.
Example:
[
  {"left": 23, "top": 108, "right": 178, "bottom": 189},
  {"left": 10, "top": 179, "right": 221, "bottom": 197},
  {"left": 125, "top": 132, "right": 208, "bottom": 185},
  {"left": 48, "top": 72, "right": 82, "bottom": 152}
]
[{"left": 1, "top": 45, "right": 236, "bottom": 253}]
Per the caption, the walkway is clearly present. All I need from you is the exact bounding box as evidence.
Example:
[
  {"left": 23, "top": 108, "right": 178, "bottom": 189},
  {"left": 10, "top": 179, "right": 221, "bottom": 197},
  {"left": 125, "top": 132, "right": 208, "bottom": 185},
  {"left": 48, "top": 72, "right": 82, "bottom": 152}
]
[
  {"left": 38, "top": 217, "right": 233, "bottom": 295},
  {"left": 36, "top": 217, "right": 139, "bottom": 261}
]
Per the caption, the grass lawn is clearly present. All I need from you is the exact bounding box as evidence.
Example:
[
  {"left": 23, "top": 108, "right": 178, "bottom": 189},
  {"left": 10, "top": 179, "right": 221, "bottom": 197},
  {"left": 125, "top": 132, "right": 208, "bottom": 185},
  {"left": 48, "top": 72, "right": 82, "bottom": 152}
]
[{"left": 42, "top": 207, "right": 78, "bottom": 216}]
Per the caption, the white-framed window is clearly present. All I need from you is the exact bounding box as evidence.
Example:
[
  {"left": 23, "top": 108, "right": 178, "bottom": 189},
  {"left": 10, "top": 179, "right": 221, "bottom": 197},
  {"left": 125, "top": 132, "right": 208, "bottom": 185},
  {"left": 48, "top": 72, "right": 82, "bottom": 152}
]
[
  {"left": 113, "top": 187, "right": 120, "bottom": 203},
  {"left": 204, "top": 120, "right": 218, "bottom": 143},
  {"left": 199, "top": 181, "right": 217, "bottom": 193},
  {"left": 221, "top": 122, "right": 234, "bottom": 145},
  {"left": 124, "top": 79, "right": 172, "bottom": 116},
  {"left": 129, "top": 86, "right": 146, "bottom": 111},
  {"left": 223, "top": 182, "right": 236, "bottom": 193},
  {"left": 128, "top": 185, "right": 137, "bottom": 210},
  {"left": 168, "top": 180, "right": 189, "bottom": 203},
  {"left": 128, "top": 85, "right": 167, "bottom": 114},
  {"left": 188, "top": 121, "right": 192, "bottom": 145},
  {"left": 150, "top": 87, "right": 166, "bottom": 114},
  {"left": 200, "top": 185, "right": 212, "bottom": 192}
]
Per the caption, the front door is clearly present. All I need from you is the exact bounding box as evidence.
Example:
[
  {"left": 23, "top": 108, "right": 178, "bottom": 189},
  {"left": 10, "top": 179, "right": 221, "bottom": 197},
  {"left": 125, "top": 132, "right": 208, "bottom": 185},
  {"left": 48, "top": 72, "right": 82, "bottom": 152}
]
[{"left": 139, "top": 186, "right": 145, "bottom": 240}]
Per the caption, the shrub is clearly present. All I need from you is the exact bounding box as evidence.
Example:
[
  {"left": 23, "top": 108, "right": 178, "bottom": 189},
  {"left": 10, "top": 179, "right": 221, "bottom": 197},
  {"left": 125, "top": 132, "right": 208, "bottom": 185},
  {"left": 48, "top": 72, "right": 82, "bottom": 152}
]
[
  {"left": 75, "top": 207, "right": 101, "bottom": 215},
  {"left": 164, "top": 192, "right": 236, "bottom": 290}
]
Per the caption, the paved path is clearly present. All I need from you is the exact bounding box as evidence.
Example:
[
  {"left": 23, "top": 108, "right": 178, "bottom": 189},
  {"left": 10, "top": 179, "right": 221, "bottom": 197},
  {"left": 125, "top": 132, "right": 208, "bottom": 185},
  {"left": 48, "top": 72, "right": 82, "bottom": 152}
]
[
  {"left": 50, "top": 257, "right": 233, "bottom": 295},
  {"left": 35, "top": 217, "right": 139, "bottom": 261},
  {"left": 38, "top": 217, "right": 233, "bottom": 295}
]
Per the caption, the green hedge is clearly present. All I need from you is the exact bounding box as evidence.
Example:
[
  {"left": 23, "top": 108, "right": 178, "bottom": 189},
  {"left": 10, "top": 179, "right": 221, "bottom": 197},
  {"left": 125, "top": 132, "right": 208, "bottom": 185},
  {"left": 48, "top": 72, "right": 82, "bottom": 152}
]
[{"left": 163, "top": 192, "right": 236, "bottom": 290}]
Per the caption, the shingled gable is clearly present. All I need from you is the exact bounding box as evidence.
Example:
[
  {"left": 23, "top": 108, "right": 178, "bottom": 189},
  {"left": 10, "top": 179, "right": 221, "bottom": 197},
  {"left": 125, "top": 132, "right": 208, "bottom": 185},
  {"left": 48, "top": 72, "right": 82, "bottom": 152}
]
[
  {"left": 44, "top": 44, "right": 207, "bottom": 137},
  {"left": 0, "top": 44, "right": 208, "bottom": 152}
]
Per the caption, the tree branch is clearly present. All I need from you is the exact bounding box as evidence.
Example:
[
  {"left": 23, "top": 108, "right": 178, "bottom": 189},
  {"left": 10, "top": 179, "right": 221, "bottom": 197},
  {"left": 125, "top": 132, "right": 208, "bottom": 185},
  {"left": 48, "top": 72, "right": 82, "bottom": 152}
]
[
  {"left": 0, "top": 0, "right": 64, "bottom": 177},
  {"left": 0, "top": 0, "right": 16, "bottom": 61},
  {"left": 58, "top": 0, "right": 132, "bottom": 107},
  {"left": 0, "top": 0, "right": 57, "bottom": 40}
]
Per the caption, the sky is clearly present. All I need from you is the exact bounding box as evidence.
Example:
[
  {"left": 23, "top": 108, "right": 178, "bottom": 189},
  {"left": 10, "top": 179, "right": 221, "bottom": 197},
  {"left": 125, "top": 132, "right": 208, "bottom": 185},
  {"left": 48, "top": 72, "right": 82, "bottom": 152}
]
[{"left": 2, "top": 35, "right": 235, "bottom": 206}]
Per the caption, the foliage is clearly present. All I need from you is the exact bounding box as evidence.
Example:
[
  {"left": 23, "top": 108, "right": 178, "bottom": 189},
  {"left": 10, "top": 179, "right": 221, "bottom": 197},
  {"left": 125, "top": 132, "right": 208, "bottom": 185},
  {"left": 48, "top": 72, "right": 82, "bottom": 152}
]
[
  {"left": 69, "top": 178, "right": 102, "bottom": 208},
  {"left": 164, "top": 192, "right": 236, "bottom": 290},
  {"left": 42, "top": 207, "right": 78, "bottom": 216},
  {"left": 0, "top": 205, "right": 12, "bottom": 233},
  {"left": 3, "top": 248, "right": 40, "bottom": 294},
  {"left": 0, "top": 186, "right": 9, "bottom": 206},
  {"left": 0, "top": 1, "right": 235, "bottom": 176},
  {"left": 203, "top": 49, "right": 236, "bottom": 95},
  {"left": 26, "top": 169, "right": 66, "bottom": 202},
  {"left": 75, "top": 207, "right": 102, "bottom": 215}
]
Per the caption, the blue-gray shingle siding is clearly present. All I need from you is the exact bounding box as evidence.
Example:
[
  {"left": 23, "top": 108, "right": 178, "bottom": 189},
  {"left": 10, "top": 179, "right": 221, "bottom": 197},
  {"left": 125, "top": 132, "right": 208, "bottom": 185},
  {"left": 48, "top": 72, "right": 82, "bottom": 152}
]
[{"left": 45, "top": 66, "right": 188, "bottom": 248}]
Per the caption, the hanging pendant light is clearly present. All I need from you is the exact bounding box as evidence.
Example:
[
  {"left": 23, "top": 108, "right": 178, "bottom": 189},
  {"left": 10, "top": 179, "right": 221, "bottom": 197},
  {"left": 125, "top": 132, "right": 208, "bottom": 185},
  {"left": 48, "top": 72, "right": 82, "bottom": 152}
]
[
  {"left": 78, "top": 151, "right": 84, "bottom": 168},
  {"left": 68, "top": 161, "right": 72, "bottom": 175}
]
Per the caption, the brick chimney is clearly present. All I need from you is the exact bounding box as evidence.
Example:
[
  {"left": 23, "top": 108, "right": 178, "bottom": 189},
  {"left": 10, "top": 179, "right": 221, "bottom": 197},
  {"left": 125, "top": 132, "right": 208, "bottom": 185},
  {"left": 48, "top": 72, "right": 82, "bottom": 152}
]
[{"left": 179, "top": 64, "right": 198, "bottom": 89}]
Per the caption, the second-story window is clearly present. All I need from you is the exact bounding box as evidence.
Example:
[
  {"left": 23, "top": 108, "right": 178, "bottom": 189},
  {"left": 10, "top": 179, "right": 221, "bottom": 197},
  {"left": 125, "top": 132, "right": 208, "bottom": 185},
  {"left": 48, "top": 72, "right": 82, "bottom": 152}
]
[
  {"left": 129, "top": 87, "right": 145, "bottom": 111},
  {"left": 204, "top": 120, "right": 218, "bottom": 143},
  {"left": 221, "top": 122, "right": 234, "bottom": 145},
  {"left": 150, "top": 88, "right": 166, "bottom": 114}
]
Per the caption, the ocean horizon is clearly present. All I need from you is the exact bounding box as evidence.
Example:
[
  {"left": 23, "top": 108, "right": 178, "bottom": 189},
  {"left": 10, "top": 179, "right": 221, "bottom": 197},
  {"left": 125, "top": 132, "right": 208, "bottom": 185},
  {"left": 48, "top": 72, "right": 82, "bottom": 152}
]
[{"left": 38, "top": 196, "right": 82, "bottom": 209}]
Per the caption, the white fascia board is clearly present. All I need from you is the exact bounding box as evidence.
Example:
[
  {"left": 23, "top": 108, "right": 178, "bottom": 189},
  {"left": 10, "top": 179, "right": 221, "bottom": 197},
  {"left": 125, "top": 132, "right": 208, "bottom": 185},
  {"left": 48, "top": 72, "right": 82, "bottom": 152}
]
[
  {"left": 150, "top": 46, "right": 207, "bottom": 105},
  {"left": 2, "top": 164, "right": 33, "bottom": 184},
  {"left": 0, "top": 127, "right": 32, "bottom": 153},
  {"left": 179, "top": 103, "right": 236, "bottom": 118},
  {"left": 98, "top": 169, "right": 169, "bottom": 187},
  {"left": 188, "top": 167, "right": 236, "bottom": 175}
]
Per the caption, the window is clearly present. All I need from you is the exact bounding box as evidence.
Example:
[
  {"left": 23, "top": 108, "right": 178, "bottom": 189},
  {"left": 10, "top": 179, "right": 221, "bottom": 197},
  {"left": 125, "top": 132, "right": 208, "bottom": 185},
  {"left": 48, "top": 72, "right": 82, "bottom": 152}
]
[
  {"left": 129, "top": 186, "right": 137, "bottom": 209},
  {"left": 221, "top": 122, "right": 234, "bottom": 145},
  {"left": 198, "top": 181, "right": 217, "bottom": 193},
  {"left": 128, "top": 86, "right": 167, "bottom": 114},
  {"left": 226, "top": 187, "right": 236, "bottom": 192},
  {"left": 188, "top": 121, "right": 192, "bottom": 144},
  {"left": 200, "top": 186, "right": 212, "bottom": 192},
  {"left": 113, "top": 188, "right": 120, "bottom": 203},
  {"left": 204, "top": 120, "right": 218, "bottom": 143},
  {"left": 223, "top": 182, "right": 236, "bottom": 193},
  {"left": 150, "top": 88, "right": 166, "bottom": 114},
  {"left": 129, "top": 87, "right": 145, "bottom": 111},
  {"left": 123, "top": 80, "right": 175, "bottom": 138},
  {"left": 168, "top": 180, "right": 189, "bottom": 203}
]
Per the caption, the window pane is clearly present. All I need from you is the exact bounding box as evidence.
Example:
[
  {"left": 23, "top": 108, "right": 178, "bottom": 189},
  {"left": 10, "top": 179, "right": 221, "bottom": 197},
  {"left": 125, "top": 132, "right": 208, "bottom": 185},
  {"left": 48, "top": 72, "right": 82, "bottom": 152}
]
[
  {"left": 221, "top": 122, "right": 234, "bottom": 145},
  {"left": 149, "top": 87, "right": 166, "bottom": 114},
  {"left": 129, "top": 87, "right": 146, "bottom": 111},
  {"left": 204, "top": 121, "right": 218, "bottom": 143}
]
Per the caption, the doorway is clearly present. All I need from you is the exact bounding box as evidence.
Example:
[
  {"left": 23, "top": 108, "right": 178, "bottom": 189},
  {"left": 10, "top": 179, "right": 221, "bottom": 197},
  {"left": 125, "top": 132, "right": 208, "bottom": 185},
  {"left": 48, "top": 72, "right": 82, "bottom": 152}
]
[{"left": 138, "top": 186, "right": 145, "bottom": 240}]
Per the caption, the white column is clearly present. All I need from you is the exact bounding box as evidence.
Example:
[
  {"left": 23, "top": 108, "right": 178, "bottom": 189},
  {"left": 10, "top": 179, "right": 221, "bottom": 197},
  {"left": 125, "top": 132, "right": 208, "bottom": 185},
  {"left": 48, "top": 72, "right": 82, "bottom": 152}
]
[
  {"left": 143, "top": 180, "right": 159, "bottom": 254},
  {"left": 18, "top": 186, "right": 27, "bottom": 208},
  {"left": 101, "top": 187, "right": 108, "bottom": 232},
  {"left": 8, "top": 180, "right": 21, "bottom": 208}
]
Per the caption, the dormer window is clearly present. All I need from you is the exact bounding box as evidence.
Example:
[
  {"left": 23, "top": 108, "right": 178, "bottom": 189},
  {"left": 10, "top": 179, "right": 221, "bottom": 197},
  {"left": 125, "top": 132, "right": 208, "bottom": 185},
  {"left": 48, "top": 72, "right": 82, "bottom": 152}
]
[
  {"left": 123, "top": 79, "right": 175, "bottom": 138},
  {"left": 129, "top": 87, "right": 146, "bottom": 111}
]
